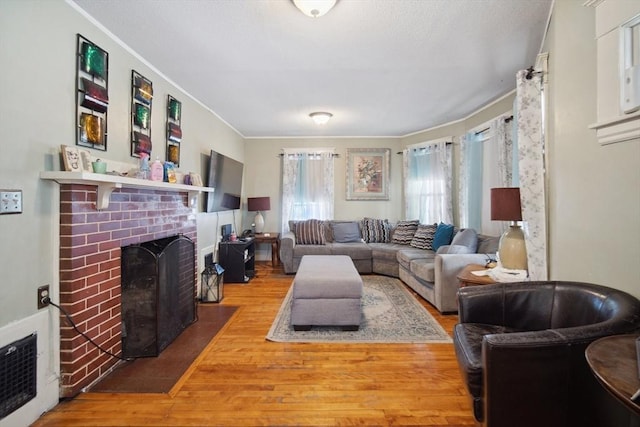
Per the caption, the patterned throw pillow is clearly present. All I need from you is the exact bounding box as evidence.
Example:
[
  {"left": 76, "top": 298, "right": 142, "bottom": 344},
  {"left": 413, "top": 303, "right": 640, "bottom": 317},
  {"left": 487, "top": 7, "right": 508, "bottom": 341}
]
[
  {"left": 294, "top": 219, "right": 326, "bottom": 245},
  {"left": 391, "top": 219, "right": 419, "bottom": 245},
  {"left": 410, "top": 223, "right": 438, "bottom": 250},
  {"left": 361, "top": 217, "right": 390, "bottom": 243}
]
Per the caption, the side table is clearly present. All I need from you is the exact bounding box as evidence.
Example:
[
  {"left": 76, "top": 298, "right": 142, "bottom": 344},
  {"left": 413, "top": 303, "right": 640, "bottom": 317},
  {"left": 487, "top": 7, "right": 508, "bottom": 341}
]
[
  {"left": 456, "top": 263, "right": 497, "bottom": 287},
  {"left": 586, "top": 334, "right": 640, "bottom": 416},
  {"left": 253, "top": 232, "right": 280, "bottom": 267}
]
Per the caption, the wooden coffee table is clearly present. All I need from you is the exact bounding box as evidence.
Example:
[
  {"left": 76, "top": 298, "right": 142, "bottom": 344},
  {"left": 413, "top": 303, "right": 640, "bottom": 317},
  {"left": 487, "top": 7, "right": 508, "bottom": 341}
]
[{"left": 456, "top": 263, "right": 497, "bottom": 287}]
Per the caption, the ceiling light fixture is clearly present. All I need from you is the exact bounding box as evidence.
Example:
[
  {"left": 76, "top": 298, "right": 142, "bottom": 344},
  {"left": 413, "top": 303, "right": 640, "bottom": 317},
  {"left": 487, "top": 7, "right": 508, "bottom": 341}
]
[
  {"left": 309, "top": 112, "right": 333, "bottom": 125},
  {"left": 292, "top": 0, "right": 337, "bottom": 18}
]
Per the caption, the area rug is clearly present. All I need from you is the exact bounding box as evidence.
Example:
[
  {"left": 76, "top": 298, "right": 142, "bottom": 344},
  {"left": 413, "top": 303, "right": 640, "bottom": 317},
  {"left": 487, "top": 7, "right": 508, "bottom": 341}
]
[
  {"left": 91, "top": 304, "right": 238, "bottom": 393},
  {"left": 266, "top": 275, "right": 452, "bottom": 343}
]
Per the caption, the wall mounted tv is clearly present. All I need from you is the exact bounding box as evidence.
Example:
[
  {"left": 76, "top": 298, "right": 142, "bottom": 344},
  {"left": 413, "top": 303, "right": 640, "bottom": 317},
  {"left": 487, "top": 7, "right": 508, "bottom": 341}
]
[{"left": 205, "top": 150, "right": 244, "bottom": 213}]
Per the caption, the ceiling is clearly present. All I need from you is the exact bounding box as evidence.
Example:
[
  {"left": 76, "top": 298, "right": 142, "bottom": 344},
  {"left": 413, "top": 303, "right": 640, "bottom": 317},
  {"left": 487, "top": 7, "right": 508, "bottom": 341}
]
[{"left": 71, "top": 0, "right": 553, "bottom": 138}]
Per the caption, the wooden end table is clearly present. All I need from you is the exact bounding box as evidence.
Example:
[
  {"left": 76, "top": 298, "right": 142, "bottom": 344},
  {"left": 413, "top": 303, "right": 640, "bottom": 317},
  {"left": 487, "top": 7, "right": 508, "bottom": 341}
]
[
  {"left": 456, "top": 263, "right": 497, "bottom": 287},
  {"left": 253, "top": 232, "right": 280, "bottom": 267},
  {"left": 586, "top": 334, "right": 640, "bottom": 416}
]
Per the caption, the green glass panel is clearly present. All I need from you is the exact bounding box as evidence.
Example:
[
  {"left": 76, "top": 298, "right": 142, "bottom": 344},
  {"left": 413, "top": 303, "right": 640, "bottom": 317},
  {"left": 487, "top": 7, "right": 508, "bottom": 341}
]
[
  {"left": 169, "top": 98, "right": 181, "bottom": 121},
  {"left": 134, "top": 104, "right": 150, "bottom": 129},
  {"left": 81, "top": 42, "right": 106, "bottom": 79}
]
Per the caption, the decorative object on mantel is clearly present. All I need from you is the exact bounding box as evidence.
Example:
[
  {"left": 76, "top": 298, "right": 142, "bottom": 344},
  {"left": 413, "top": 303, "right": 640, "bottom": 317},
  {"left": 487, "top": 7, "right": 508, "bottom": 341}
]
[
  {"left": 491, "top": 187, "right": 528, "bottom": 271},
  {"left": 166, "top": 95, "right": 182, "bottom": 166},
  {"left": 345, "top": 148, "right": 390, "bottom": 200},
  {"left": 76, "top": 34, "right": 108, "bottom": 151},
  {"left": 61, "top": 144, "right": 92, "bottom": 172},
  {"left": 131, "top": 70, "right": 153, "bottom": 157}
]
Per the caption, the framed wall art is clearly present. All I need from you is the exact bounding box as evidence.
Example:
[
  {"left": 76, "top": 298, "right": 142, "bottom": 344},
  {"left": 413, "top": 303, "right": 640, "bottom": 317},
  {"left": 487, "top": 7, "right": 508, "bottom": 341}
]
[
  {"left": 166, "top": 95, "right": 182, "bottom": 166},
  {"left": 131, "top": 70, "right": 153, "bottom": 157},
  {"left": 345, "top": 148, "right": 390, "bottom": 200},
  {"left": 76, "top": 34, "right": 109, "bottom": 151}
]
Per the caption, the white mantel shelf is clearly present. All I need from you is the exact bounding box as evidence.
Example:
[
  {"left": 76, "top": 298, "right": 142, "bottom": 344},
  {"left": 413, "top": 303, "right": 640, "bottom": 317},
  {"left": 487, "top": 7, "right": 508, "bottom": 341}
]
[{"left": 40, "top": 171, "right": 214, "bottom": 210}]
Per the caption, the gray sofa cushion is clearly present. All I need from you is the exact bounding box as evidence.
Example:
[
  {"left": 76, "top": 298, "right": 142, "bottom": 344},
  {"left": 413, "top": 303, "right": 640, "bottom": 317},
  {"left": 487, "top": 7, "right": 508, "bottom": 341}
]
[
  {"left": 368, "top": 242, "right": 405, "bottom": 260},
  {"left": 436, "top": 244, "right": 474, "bottom": 255},
  {"left": 293, "top": 244, "right": 332, "bottom": 257},
  {"left": 411, "top": 259, "right": 436, "bottom": 282},
  {"left": 330, "top": 242, "right": 372, "bottom": 259},
  {"left": 477, "top": 234, "right": 500, "bottom": 254},
  {"left": 332, "top": 221, "right": 362, "bottom": 243},
  {"left": 397, "top": 247, "right": 436, "bottom": 269}
]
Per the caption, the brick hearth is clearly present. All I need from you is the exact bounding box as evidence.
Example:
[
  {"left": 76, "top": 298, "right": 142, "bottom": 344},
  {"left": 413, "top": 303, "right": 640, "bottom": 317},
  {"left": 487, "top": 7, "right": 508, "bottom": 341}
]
[{"left": 58, "top": 184, "right": 197, "bottom": 397}]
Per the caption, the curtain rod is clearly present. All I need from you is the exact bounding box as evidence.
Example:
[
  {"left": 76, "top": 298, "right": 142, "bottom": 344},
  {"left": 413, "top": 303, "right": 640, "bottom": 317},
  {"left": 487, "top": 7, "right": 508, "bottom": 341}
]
[
  {"left": 277, "top": 153, "right": 340, "bottom": 158},
  {"left": 396, "top": 141, "right": 452, "bottom": 154},
  {"left": 474, "top": 115, "right": 514, "bottom": 135}
]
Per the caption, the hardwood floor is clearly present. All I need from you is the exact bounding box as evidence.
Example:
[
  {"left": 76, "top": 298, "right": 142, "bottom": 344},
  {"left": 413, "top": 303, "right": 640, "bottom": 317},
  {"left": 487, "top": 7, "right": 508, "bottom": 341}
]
[{"left": 33, "top": 262, "right": 477, "bottom": 426}]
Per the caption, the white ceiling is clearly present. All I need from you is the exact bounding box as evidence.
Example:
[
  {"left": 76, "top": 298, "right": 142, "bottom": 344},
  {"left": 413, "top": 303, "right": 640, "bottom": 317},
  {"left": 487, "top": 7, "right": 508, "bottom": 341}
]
[{"left": 71, "top": 0, "right": 553, "bottom": 138}]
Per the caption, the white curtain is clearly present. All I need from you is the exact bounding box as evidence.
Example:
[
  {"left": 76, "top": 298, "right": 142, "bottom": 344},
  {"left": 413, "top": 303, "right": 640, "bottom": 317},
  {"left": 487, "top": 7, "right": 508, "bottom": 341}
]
[
  {"left": 281, "top": 149, "right": 334, "bottom": 232},
  {"left": 516, "top": 69, "right": 547, "bottom": 280},
  {"left": 403, "top": 142, "right": 453, "bottom": 224}
]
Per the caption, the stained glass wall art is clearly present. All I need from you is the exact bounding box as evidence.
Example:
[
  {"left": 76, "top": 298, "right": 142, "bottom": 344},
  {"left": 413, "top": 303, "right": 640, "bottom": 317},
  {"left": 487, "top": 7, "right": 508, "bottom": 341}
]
[
  {"left": 131, "top": 70, "right": 153, "bottom": 157},
  {"left": 166, "top": 95, "right": 182, "bottom": 166},
  {"left": 76, "top": 34, "right": 108, "bottom": 151}
]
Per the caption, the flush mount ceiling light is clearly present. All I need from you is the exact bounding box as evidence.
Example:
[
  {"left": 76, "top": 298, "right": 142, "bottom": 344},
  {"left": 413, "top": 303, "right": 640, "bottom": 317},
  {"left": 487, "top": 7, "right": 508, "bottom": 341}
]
[
  {"left": 292, "top": 0, "right": 337, "bottom": 18},
  {"left": 309, "top": 112, "right": 333, "bottom": 125}
]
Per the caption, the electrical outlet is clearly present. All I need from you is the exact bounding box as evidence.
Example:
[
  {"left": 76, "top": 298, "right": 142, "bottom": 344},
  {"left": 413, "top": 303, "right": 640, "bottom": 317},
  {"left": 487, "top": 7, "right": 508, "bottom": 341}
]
[
  {"left": 37, "top": 285, "right": 50, "bottom": 309},
  {"left": 1, "top": 190, "right": 22, "bottom": 214}
]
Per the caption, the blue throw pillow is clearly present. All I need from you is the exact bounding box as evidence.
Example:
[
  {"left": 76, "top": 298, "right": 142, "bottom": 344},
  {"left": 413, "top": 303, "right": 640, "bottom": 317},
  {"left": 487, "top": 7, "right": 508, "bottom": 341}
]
[{"left": 432, "top": 223, "right": 455, "bottom": 252}]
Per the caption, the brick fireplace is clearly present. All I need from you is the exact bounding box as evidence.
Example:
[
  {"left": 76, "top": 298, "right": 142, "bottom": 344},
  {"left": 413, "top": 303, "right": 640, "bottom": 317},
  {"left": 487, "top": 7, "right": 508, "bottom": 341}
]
[{"left": 58, "top": 184, "right": 197, "bottom": 397}]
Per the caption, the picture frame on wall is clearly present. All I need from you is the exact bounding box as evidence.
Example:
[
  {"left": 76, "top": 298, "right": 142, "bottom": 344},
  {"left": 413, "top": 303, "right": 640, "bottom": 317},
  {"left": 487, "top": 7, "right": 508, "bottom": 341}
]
[{"left": 345, "top": 148, "right": 390, "bottom": 200}]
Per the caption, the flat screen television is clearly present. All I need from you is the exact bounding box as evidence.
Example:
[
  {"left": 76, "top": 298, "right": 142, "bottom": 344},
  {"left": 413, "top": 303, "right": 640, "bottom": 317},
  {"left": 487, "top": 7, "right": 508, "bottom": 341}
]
[{"left": 205, "top": 150, "right": 244, "bottom": 213}]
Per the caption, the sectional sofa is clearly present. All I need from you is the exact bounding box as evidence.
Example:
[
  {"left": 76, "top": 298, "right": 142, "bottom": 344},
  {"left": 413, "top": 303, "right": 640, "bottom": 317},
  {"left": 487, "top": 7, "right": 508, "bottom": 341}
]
[{"left": 279, "top": 219, "right": 500, "bottom": 313}]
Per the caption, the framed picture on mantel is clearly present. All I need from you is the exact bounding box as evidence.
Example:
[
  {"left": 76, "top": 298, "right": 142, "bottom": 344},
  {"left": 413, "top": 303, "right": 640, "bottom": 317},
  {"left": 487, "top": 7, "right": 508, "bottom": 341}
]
[{"left": 345, "top": 148, "right": 390, "bottom": 200}]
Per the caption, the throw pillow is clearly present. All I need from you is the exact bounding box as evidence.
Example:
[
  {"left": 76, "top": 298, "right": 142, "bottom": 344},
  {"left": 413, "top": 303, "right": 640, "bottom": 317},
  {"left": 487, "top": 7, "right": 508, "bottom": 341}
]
[
  {"left": 450, "top": 228, "right": 478, "bottom": 253},
  {"left": 391, "top": 219, "right": 419, "bottom": 245},
  {"left": 432, "top": 223, "right": 455, "bottom": 252},
  {"left": 362, "top": 217, "right": 390, "bottom": 243},
  {"left": 295, "top": 219, "right": 326, "bottom": 245},
  {"left": 410, "top": 223, "right": 437, "bottom": 250},
  {"left": 332, "top": 221, "right": 361, "bottom": 243}
]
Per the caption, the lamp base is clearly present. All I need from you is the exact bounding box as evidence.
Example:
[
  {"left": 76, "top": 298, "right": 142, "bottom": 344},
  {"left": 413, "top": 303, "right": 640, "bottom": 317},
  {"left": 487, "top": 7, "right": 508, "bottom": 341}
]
[
  {"left": 498, "top": 225, "right": 528, "bottom": 271},
  {"left": 254, "top": 211, "right": 264, "bottom": 234}
]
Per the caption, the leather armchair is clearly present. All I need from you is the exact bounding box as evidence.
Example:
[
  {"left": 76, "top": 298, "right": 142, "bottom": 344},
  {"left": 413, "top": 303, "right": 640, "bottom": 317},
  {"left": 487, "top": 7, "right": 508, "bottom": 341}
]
[{"left": 453, "top": 281, "right": 640, "bottom": 427}]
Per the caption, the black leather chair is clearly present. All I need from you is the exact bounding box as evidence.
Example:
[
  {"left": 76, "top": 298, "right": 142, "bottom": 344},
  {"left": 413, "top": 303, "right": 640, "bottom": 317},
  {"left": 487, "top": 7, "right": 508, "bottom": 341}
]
[{"left": 453, "top": 281, "right": 640, "bottom": 427}]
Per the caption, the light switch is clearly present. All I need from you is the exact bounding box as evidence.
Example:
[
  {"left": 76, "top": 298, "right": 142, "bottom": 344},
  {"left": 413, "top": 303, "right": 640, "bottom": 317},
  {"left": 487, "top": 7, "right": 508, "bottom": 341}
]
[{"left": 1, "top": 190, "right": 22, "bottom": 214}]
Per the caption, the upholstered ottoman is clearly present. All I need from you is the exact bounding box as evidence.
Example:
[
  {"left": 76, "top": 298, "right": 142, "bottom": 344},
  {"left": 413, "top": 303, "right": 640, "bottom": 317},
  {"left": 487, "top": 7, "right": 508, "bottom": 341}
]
[{"left": 291, "top": 255, "right": 363, "bottom": 331}]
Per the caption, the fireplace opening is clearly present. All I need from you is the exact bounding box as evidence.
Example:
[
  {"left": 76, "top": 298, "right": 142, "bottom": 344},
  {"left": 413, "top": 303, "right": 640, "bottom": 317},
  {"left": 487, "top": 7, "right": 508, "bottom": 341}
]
[{"left": 121, "top": 235, "right": 196, "bottom": 358}]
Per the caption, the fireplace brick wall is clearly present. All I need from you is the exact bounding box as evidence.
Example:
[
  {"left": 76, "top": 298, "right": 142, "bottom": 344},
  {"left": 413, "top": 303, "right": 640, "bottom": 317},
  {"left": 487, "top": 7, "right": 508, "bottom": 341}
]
[{"left": 58, "top": 184, "right": 197, "bottom": 397}]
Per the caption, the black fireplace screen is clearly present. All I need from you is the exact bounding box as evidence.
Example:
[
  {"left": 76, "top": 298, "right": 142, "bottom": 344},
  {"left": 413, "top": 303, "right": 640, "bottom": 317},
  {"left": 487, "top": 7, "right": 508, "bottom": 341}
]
[{"left": 121, "top": 235, "right": 196, "bottom": 358}]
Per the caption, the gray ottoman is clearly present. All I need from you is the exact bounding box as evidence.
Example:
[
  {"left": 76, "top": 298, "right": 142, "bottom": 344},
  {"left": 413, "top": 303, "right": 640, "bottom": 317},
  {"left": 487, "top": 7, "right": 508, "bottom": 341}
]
[{"left": 291, "top": 255, "right": 363, "bottom": 331}]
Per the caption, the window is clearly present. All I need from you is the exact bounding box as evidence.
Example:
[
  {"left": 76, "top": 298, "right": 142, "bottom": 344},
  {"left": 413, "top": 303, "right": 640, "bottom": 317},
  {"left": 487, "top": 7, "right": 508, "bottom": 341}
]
[
  {"left": 402, "top": 141, "right": 453, "bottom": 224},
  {"left": 281, "top": 149, "right": 335, "bottom": 232}
]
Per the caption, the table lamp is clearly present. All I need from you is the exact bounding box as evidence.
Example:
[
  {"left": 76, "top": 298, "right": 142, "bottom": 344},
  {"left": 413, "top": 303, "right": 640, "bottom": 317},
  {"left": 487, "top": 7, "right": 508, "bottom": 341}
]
[
  {"left": 491, "top": 187, "right": 528, "bottom": 271},
  {"left": 247, "top": 197, "right": 270, "bottom": 234}
]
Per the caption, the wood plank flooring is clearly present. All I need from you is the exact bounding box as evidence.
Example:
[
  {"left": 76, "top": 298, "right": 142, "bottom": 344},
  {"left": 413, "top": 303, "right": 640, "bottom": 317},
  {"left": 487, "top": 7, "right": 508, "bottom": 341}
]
[{"left": 33, "top": 262, "right": 477, "bottom": 426}]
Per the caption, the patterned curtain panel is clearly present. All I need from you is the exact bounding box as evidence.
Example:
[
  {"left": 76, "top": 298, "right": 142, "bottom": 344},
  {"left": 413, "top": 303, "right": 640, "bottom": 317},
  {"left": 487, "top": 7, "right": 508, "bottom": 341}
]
[
  {"left": 403, "top": 142, "right": 453, "bottom": 224},
  {"left": 516, "top": 69, "right": 548, "bottom": 280},
  {"left": 281, "top": 149, "right": 335, "bottom": 233}
]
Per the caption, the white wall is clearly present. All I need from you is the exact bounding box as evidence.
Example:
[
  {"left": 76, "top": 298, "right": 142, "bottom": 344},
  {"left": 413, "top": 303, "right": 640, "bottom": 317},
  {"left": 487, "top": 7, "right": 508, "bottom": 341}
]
[
  {"left": 0, "top": 1, "right": 244, "bottom": 423},
  {"left": 545, "top": 0, "right": 640, "bottom": 297},
  {"left": 243, "top": 137, "right": 403, "bottom": 231}
]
